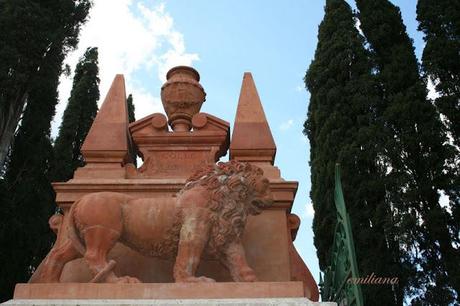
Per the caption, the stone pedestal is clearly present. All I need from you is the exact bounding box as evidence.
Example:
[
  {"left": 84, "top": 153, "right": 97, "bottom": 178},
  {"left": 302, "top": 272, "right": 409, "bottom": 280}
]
[
  {"left": 17, "top": 68, "right": 320, "bottom": 305},
  {"left": 3, "top": 299, "right": 336, "bottom": 306},
  {"left": 3, "top": 283, "right": 336, "bottom": 305},
  {"left": 13, "top": 282, "right": 304, "bottom": 299},
  {"left": 127, "top": 112, "right": 229, "bottom": 179}
]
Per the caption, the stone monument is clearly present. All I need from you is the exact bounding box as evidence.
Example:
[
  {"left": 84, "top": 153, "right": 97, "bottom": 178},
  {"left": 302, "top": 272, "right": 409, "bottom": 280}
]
[{"left": 3, "top": 67, "right": 334, "bottom": 306}]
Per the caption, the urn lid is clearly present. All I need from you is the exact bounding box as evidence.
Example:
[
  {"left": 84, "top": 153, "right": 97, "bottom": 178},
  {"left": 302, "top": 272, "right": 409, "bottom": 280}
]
[{"left": 166, "top": 66, "right": 200, "bottom": 82}]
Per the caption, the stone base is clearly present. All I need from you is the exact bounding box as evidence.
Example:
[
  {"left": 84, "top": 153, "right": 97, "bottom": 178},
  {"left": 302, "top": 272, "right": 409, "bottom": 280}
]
[
  {"left": 2, "top": 299, "right": 336, "bottom": 306},
  {"left": 13, "top": 282, "right": 305, "bottom": 300}
]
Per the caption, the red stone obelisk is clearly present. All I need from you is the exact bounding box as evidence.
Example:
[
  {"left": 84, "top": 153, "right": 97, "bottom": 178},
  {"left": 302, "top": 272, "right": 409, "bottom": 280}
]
[{"left": 74, "top": 74, "right": 134, "bottom": 179}]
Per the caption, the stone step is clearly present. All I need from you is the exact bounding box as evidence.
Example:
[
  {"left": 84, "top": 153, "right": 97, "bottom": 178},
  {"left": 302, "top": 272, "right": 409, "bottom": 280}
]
[{"left": 3, "top": 298, "right": 336, "bottom": 306}]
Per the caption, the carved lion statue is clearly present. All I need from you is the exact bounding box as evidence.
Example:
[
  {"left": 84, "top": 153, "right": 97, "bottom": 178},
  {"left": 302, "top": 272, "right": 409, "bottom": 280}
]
[{"left": 32, "top": 161, "right": 273, "bottom": 284}]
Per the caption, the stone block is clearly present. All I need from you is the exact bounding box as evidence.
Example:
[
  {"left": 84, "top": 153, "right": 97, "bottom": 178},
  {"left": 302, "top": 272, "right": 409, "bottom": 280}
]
[
  {"left": 2, "top": 298, "right": 337, "bottom": 306},
  {"left": 13, "top": 282, "right": 304, "bottom": 299}
]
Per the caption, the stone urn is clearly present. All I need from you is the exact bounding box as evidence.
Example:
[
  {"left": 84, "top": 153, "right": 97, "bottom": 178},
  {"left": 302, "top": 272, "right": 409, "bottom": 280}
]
[{"left": 161, "top": 66, "right": 206, "bottom": 132}]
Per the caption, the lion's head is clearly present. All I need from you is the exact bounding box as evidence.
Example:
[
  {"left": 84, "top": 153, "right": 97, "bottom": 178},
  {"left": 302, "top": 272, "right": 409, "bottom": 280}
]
[
  {"left": 181, "top": 160, "right": 273, "bottom": 249},
  {"left": 184, "top": 160, "right": 273, "bottom": 213}
]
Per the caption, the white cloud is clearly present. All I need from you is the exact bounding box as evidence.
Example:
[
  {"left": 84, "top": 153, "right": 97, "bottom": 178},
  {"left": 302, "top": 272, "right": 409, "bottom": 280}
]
[
  {"left": 129, "top": 85, "right": 163, "bottom": 120},
  {"left": 354, "top": 17, "right": 365, "bottom": 37},
  {"left": 52, "top": 0, "right": 198, "bottom": 137},
  {"left": 301, "top": 202, "right": 315, "bottom": 219},
  {"left": 438, "top": 190, "right": 451, "bottom": 214},
  {"left": 137, "top": 3, "right": 199, "bottom": 82},
  {"left": 295, "top": 85, "right": 303, "bottom": 92},
  {"left": 280, "top": 119, "right": 294, "bottom": 131},
  {"left": 427, "top": 78, "right": 440, "bottom": 101},
  {"left": 306, "top": 203, "right": 315, "bottom": 218}
]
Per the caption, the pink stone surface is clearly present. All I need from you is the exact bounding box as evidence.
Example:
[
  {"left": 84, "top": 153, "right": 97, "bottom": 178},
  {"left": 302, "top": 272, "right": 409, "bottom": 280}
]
[
  {"left": 74, "top": 74, "right": 133, "bottom": 179},
  {"left": 230, "top": 72, "right": 277, "bottom": 164},
  {"left": 81, "top": 74, "right": 130, "bottom": 155},
  {"left": 22, "top": 67, "right": 319, "bottom": 302},
  {"left": 33, "top": 162, "right": 274, "bottom": 287},
  {"left": 287, "top": 214, "right": 320, "bottom": 301},
  {"left": 161, "top": 66, "right": 206, "bottom": 132},
  {"left": 14, "top": 282, "right": 305, "bottom": 299},
  {"left": 128, "top": 112, "right": 229, "bottom": 179}
]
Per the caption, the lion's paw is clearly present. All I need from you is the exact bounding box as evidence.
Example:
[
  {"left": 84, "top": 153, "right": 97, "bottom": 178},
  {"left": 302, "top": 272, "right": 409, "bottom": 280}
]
[
  {"left": 196, "top": 276, "right": 216, "bottom": 283},
  {"left": 239, "top": 268, "right": 258, "bottom": 282},
  {"left": 242, "top": 273, "right": 258, "bottom": 282},
  {"left": 178, "top": 276, "right": 216, "bottom": 283},
  {"left": 115, "top": 276, "right": 142, "bottom": 284}
]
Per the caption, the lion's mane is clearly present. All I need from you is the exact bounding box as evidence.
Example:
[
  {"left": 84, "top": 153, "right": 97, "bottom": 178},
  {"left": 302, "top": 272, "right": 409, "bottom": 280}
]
[{"left": 180, "top": 161, "right": 267, "bottom": 253}]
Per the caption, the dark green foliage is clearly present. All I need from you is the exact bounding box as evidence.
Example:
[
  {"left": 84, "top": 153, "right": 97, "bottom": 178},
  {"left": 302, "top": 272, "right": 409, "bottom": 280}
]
[
  {"left": 52, "top": 47, "right": 100, "bottom": 182},
  {"left": 127, "top": 94, "right": 136, "bottom": 124},
  {"left": 0, "top": 0, "right": 91, "bottom": 168},
  {"left": 304, "top": 1, "right": 401, "bottom": 304},
  {"left": 0, "top": 178, "right": 12, "bottom": 280},
  {"left": 0, "top": 0, "right": 91, "bottom": 301},
  {"left": 126, "top": 94, "right": 138, "bottom": 166},
  {"left": 417, "top": 1, "right": 460, "bottom": 280},
  {"left": 417, "top": 0, "right": 460, "bottom": 147},
  {"left": 1, "top": 45, "right": 63, "bottom": 302},
  {"left": 356, "top": 0, "right": 459, "bottom": 303}
]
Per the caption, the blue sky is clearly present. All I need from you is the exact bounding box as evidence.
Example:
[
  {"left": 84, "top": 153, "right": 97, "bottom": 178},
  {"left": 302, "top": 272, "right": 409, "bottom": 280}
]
[{"left": 53, "top": 0, "right": 425, "bottom": 284}]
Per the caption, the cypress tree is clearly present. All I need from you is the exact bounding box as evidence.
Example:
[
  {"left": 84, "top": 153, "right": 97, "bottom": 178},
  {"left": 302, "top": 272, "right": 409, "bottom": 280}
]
[
  {"left": 356, "top": 0, "right": 459, "bottom": 303},
  {"left": 52, "top": 47, "right": 100, "bottom": 182},
  {"left": 0, "top": 1, "right": 91, "bottom": 301},
  {"left": 0, "top": 0, "right": 91, "bottom": 168},
  {"left": 304, "top": 0, "right": 402, "bottom": 304},
  {"left": 126, "top": 94, "right": 138, "bottom": 166},
  {"left": 127, "top": 94, "right": 136, "bottom": 123},
  {"left": 417, "top": 0, "right": 460, "bottom": 147},
  {"left": 0, "top": 177, "right": 12, "bottom": 279},
  {"left": 417, "top": 1, "right": 460, "bottom": 269},
  {"left": 1, "top": 45, "right": 64, "bottom": 302}
]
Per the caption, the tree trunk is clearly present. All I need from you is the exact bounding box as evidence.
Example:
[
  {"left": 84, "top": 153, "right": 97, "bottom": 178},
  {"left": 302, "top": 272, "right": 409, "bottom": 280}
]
[{"left": 0, "top": 93, "right": 28, "bottom": 169}]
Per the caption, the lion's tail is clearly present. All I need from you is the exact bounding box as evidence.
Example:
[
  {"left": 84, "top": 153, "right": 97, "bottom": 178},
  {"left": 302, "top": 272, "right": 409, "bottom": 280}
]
[
  {"left": 28, "top": 199, "right": 86, "bottom": 283},
  {"left": 65, "top": 198, "right": 86, "bottom": 255}
]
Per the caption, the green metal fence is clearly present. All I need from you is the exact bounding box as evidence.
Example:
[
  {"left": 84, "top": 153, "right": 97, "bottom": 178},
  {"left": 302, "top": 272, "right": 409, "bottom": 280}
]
[{"left": 319, "top": 164, "right": 364, "bottom": 306}]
